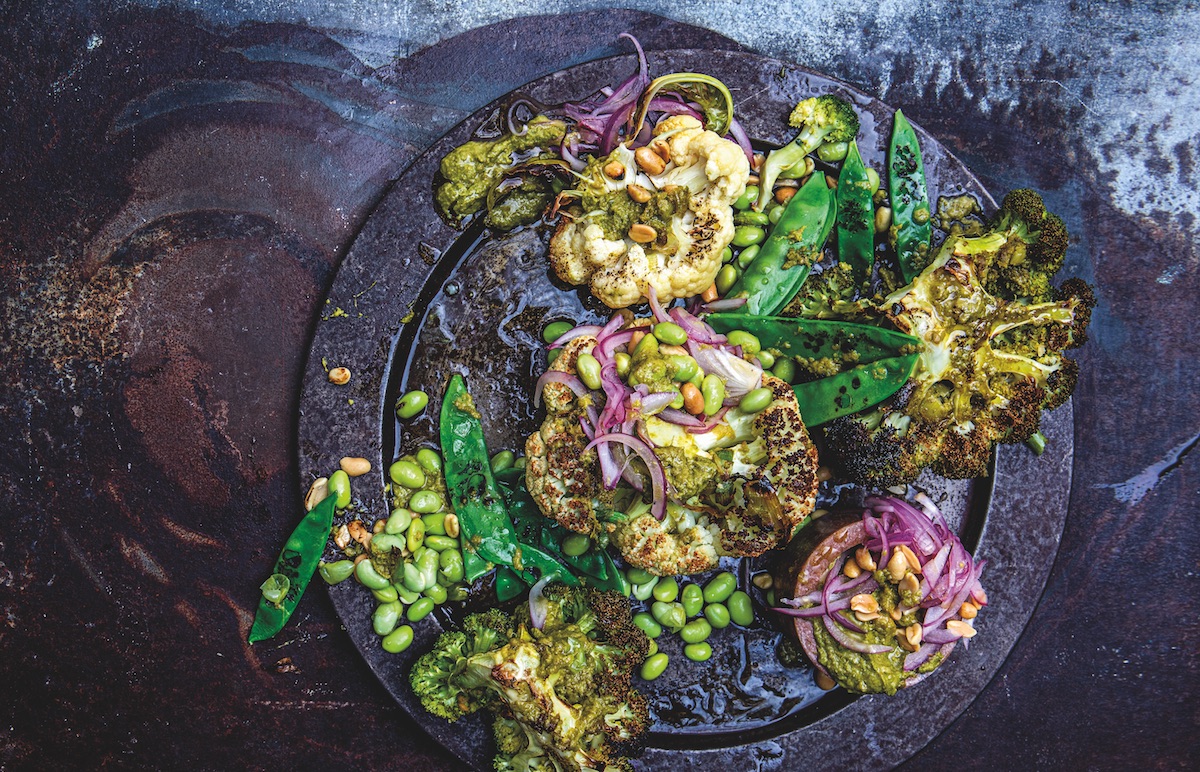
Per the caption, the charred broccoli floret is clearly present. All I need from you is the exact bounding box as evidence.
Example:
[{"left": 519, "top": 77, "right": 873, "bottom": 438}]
[
  {"left": 756, "top": 95, "right": 860, "bottom": 211},
  {"left": 783, "top": 261, "right": 873, "bottom": 320},
  {"left": 824, "top": 193, "right": 1094, "bottom": 486},
  {"left": 410, "top": 585, "right": 651, "bottom": 772}
]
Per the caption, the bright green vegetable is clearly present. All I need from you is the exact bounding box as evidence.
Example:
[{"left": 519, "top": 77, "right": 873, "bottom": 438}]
[
  {"left": 888, "top": 110, "right": 933, "bottom": 282},
  {"left": 355, "top": 559, "right": 391, "bottom": 591},
  {"left": 702, "top": 572, "right": 736, "bottom": 604},
  {"left": 407, "top": 597, "right": 435, "bottom": 622},
  {"left": 684, "top": 642, "right": 713, "bottom": 662},
  {"left": 756, "top": 94, "right": 860, "bottom": 211},
  {"left": 641, "top": 652, "right": 669, "bottom": 681},
  {"left": 739, "top": 387, "right": 773, "bottom": 414},
  {"left": 633, "top": 612, "right": 663, "bottom": 638},
  {"left": 728, "top": 590, "right": 755, "bottom": 626},
  {"left": 374, "top": 601, "right": 401, "bottom": 636},
  {"left": 680, "top": 619, "right": 712, "bottom": 644},
  {"left": 382, "top": 625, "right": 414, "bottom": 654},
  {"left": 248, "top": 493, "right": 338, "bottom": 644},
  {"left": 327, "top": 470, "right": 351, "bottom": 509},
  {"left": 652, "top": 577, "right": 680, "bottom": 603},
  {"left": 397, "top": 389, "right": 430, "bottom": 419},
  {"left": 726, "top": 173, "right": 837, "bottom": 316},
  {"left": 704, "top": 603, "right": 731, "bottom": 629},
  {"left": 542, "top": 320, "right": 575, "bottom": 344},
  {"left": 319, "top": 560, "right": 355, "bottom": 585},
  {"left": 836, "top": 140, "right": 876, "bottom": 277},
  {"left": 681, "top": 584, "right": 704, "bottom": 617},
  {"left": 385, "top": 508, "right": 413, "bottom": 535},
  {"left": 408, "top": 490, "right": 443, "bottom": 514},
  {"left": 489, "top": 450, "right": 515, "bottom": 473},
  {"left": 389, "top": 459, "right": 426, "bottom": 489}
]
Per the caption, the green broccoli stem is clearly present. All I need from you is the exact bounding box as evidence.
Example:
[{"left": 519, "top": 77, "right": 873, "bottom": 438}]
[
  {"left": 755, "top": 138, "right": 813, "bottom": 211},
  {"left": 1025, "top": 431, "right": 1047, "bottom": 456}
]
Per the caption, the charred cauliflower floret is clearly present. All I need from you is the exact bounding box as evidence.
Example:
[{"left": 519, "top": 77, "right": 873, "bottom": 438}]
[
  {"left": 526, "top": 335, "right": 819, "bottom": 576},
  {"left": 548, "top": 115, "right": 750, "bottom": 308}
]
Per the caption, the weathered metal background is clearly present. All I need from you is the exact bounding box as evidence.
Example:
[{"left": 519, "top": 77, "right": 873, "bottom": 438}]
[{"left": 1, "top": 1, "right": 1196, "bottom": 769}]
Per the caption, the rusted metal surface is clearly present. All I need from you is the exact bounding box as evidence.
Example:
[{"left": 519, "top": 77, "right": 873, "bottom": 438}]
[{"left": 0, "top": 2, "right": 1195, "bottom": 770}]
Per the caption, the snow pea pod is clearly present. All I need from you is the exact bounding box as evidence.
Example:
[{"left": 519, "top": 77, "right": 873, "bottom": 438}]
[
  {"left": 836, "top": 141, "right": 875, "bottom": 277},
  {"left": 439, "top": 374, "right": 521, "bottom": 581},
  {"left": 248, "top": 493, "right": 336, "bottom": 643},
  {"left": 725, "top": 173, "right": 836, "bottom": 317},
  {"left": 888, "top": 110, "right": 932, "bottom": 282},
  {"left": 706, "top": 315, "right": 922, "bottom": 427},
  {"left": 793, "top": 353, "right": 920, "bottom": 427}
]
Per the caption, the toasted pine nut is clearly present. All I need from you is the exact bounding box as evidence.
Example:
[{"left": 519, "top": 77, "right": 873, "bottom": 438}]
[
  {"left": 843, "top": 558, "right": 862, "bottom": 579},
  {"left": 899, "top": 572, "right": 921, "bottom": 595},
  {"left": 855, "top": 547, "right": 876, "bottom": 572},
  {"left": 328, "top": 367, "right": 351, "bottom": 385},
  {"left": 651, "top": 139, "right": 672, "bottom": 162},
  {"left": 372, "top": 519, "right": 386, "bottom": 534},
  {"left": 444, "top": 513, "right": 460, "bottom": 538},
  {"left": 347, "top": 519, "right": 372, "bottom": 546},
  {"left": 628, "top": 223, "right": 657, "bottom": 243},
  {"left": 333, "top": 523, "right": 352, "bottom": 550},
  {"left": 752, "top": 153, "right": 765, "bottom": 172},
  {"left": 340, "top": 456, "right": 371, "bottom": 477},
  {"left": 634, "top": 146, "right": 666, "bottom": 175},
  {"left": 604, "top": 160, "right": 625, "bottom": 178},
  {"left": 681, "top": 382, "right": 704, "bottom": 415},
  {"left": 947, "top": 620, "right": 977, "bottom": 638},
  {"left": 890, "top": 606, "right": 904, "bottom": 621},
  {"left": 752, "top": 573, "right": 773, "bottom": 590},
  {"left": 702, "top": 283, "right": 719, "bottom": 303},
  {"left": 850, "top": 594, "right": 879, "bottom": 615},
  {"left": 887, "top": 548, "right": 909, "bottom": 582},
  {"left": 305, "top": 477, "right": 329, "bottom": 512},
  {"left": 960, "top": 602, "right": 979, "bottom": 620},
  {"left": 627, "top": 183, "right": 652, "bottom": 203},
  {"left": 898, "top": 544, "right": 922, "bottom": 575},
  {"left": 628, "top": 330, "right": 645, "bottom": 351}
]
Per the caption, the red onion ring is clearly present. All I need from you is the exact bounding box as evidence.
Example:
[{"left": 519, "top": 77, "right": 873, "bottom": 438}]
[
  {"left": 534, "top": 370, "right": 587, "bottom": 407},
  {"left": 584, "top": 432, "right": 667, "bottom": 520}
]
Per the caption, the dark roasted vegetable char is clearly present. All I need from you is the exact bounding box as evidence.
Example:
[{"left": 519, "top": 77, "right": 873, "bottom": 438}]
[
  {"left": 887, "top": 109, "right": 933, "bottom": 282},
  {"left": 410, "top": 584, "right": 651, "bottom": 772},
  {"left": 248, "top": 493, "right": 337, "bottom": 643},
  {"left": 822, "top": 189, "right": 1094, "bottom": 486}
]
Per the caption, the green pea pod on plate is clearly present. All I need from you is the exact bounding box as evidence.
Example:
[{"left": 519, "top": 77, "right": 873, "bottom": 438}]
[
  {"left": 248, "top": 492, "right": 337, "bottom": 644},
  {"left": 888, "top": 110, "right": 932, "bottom": 283},
  {"left": 725, "top": 172, "right": 837, "bottom": 317},
  {"left": 836, "top": 140, "right": 875, "bottom": 277},
  {"left": 706, "top": 314, "right": 922, "bottom": 427}
]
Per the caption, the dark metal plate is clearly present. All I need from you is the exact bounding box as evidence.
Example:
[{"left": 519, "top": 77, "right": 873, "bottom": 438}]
[{"left": 296, "top": 49, "right": 1071, "bottom": 770}]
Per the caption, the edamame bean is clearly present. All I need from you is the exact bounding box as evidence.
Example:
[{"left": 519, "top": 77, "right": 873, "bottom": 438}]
[
  {"left": 393, "top": 583, "right": 420, "bottom": 605},
  {"left": 327, "top": 470, "right": 352, "bottom": 509},
  {"left": 632, "top": 332, "right": 659, "bottom": 361},
  {"left": 542, "top": 320, "right": 574, "bottom": 344},
  {"left": 733, "top": 185, "right": 760, "bottom": 210},
  {"left": 701, "top": 374, "right": 725, "bottom": 417},
  {"left": 633, "top": 612, "right": 662, "bottom": 638},
  {"left": 547, "top": 348, "right": 561, "bottom": 367},
  {"left": 373, "top": 601, "right": 401, "bottom": 636},
  {"left": 389, "top": 460, "right": 426, "bottom": 490},
  {"left": 866, "top": 166, "right": 881, "bottom": 194},
  {"left": 575, "top": 352, "right": 603, "bottom": 391},
  {"left": 396, "top": 389, "right": 429, "bottom": 419},
  {"left": 731, "top": 225, "right": 766, "bottom": 247},
  {"left": 726, "top": 330, "right": 761, "bottom": 357},
  {"left": 381, "top": 625, "right": 414, "bottom": 653},
  {"left": 651, "top": 601, "right": 686, "bottom": 632},
  {"left": 735, "top": 210, "right": 771, "bottom": 227},
  {"left": 418, "top": 549, "right": 440, "bottom": 589},
  {"left": 385, "top": 508, "right": 413, "bottom": 534},
  {"left": 652, "top": 577, "right": 679, "bottom": 603},
  {"left": 715, "top": 264, "right": 739, "bottom": 295},
  {"left": 260, "top": 574, "right": 288, "bottom": 604},
  {"left": 668, "top": 355, "right": 699, "bottom": 383},
  {"left": 424, "top": 535, "right": 459, "bottom": 552},
  {"left": 757, "top": 350, "right": 775, "bottom": 369},
  {"left": 406, "top": 518, "right": 426, "bottom": 553},
  {"left": 703, "top": 572, "right": 737, "bottom": 604},
  {"left": 684, "top": 642, "right": 713, "bottom": 662},
  {"left": 409, "top": 490, "right": 443, "bottom": 514},
  {"left": 728, "top": 590, "right": 755, "bottom": 626},
  {"left": 407, "top": 597, "right": 435, "bottom": 622},
  {"left": 739, "top": 387, "right": 773, "bottom": 414},
  {"left": 614, "top": 352, "right": 632, "bottom": 378},
  {"left": 647, "top": 639, "right": 658, "bottom": 656},
  {"left": 720, "top": 246, "right": 734, "bottom": 264},
  {"left": 372, "top": 585, "right": 399, "bottom": 604},
  {"left": 632, "top": 577, "right": 659, "bottom": 601},
  {"left": 652, "top": 322, "right": 688, "bottom": 346},
  {"left": 681, "top": 584, "right": 704, "bottom": 617},
  {"left": 490, "top": 450, "right": 515, "bottom": 473},
  {"left": 423, "top": 582, "right": 448, "bottom": 605},
  {"left": 704, "top": 602, "right": 731, "bottom": 628},
  {"left": 817, "top": 141, "right": 849, "bottom": 163},
  {"left": 416, "top": 448, "right": 442, "bottom": 475},
  {"left": 736, "top": 243, "right": 760, "bottom": 270},
  {"left": 438, "top": 550, "right": 464, "bottom": 584},
  {"left": 641, "top": 652, "right": 669, "bottom": 681},
  {"left": 402, "top": 561, "right": 428, "bottom": 593},
  {"left": 370, "top": 533, "right": 404, "bottom": 553},
  {"left": 627, "top": 568, "right": 655, "bottom": 585},
  {"left": 513, "top": 456, "right": 527, "bottom": 471},
  {"left": 319, "top": 560, "right": 355, "bottom": 585},
  {"left": 421, "top": 512, "right": 446, "bottom": 535},
  {"left": 771, "top": 356, "right": 797, "bottom": 384},
  {"left": 355, "top": 559, "right": 391, "bottom": 590},
  {"left": 680, "top": 619, "right": 713, "bottom": 644},
  {"left": 561, "top": 533, "right": 590, "bottom": 557},
  {"left": 769, "top": 204, "right": 785, "bottom": 224}
]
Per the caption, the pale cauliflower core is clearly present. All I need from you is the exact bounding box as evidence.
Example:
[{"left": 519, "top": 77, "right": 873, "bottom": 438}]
[
  {"left": 526, "top": 336, "right": 821, "bottom": 576},
  {"left": 549, "top": 115, "right": 750, "bottom": 308}
]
